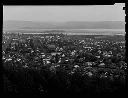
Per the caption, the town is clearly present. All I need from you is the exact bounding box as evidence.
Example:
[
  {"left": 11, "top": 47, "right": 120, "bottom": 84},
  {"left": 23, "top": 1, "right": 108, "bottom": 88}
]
[{"left": 3, "top": 31, "right": 127, "bottom": 96}]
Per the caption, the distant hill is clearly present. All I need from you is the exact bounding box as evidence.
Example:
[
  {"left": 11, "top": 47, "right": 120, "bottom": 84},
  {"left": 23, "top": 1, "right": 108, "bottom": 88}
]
[{"left": 3, "top": 20, "right": 125, "bottom": 30}]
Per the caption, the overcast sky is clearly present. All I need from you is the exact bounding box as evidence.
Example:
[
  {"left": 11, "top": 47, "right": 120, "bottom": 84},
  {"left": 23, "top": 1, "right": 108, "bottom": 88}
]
[{"left": 3, "top": 3, "right": 125, "bottom": 22}]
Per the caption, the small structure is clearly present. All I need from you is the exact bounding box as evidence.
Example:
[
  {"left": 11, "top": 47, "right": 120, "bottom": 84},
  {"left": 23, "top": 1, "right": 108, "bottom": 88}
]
[
  {"left": 86, "top": 62, "right": 93, "bottom": 66},
  {"left": 98, "top": 63, "right": 105, "bottom": 67},
  {"left": 47, "top": 44, "right": 56, "bottom": 49},
  {"left": 51, "top": 52, "right": 61, "bottom": 56},
  {"left": 74, "top": 65, "right": 79, "bottom": 68},
  {"left": 87, "top": 72, "right": 93, "bottom": 77}
]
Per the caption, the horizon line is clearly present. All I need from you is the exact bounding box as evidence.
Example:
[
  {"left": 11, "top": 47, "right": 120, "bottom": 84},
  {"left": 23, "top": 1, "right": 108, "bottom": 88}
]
[{"left": 3, "top": 20, "right": 125, "bottom": 22}]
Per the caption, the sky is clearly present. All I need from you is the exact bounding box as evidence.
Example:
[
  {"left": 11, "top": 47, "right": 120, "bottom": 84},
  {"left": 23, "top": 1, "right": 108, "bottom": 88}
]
[{"left": 3, "top": 3, "right": 125, "bottom": 22}]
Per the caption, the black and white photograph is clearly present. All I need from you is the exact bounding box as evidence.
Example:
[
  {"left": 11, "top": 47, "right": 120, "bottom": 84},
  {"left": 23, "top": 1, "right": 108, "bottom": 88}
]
[{"left": 2, "top": 4, "right": 127, "bottom": 97}]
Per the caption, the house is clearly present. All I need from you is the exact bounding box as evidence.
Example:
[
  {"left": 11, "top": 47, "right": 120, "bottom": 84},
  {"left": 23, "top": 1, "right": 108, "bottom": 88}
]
[
  {"left": 98, "top": 63, "right": 105, "bottom": 67},
  {"left": 51, "top": 52, "right": 61, "bottom": 56},
  {"left": 86, "top": 62, "right": 93, "bottom": 66}
]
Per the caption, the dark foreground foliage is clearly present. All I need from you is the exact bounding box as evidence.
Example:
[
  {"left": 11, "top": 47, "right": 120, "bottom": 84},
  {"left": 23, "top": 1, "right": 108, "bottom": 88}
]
[{"left": 3, "top": 63, "right": 126, "bottom": 97}]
